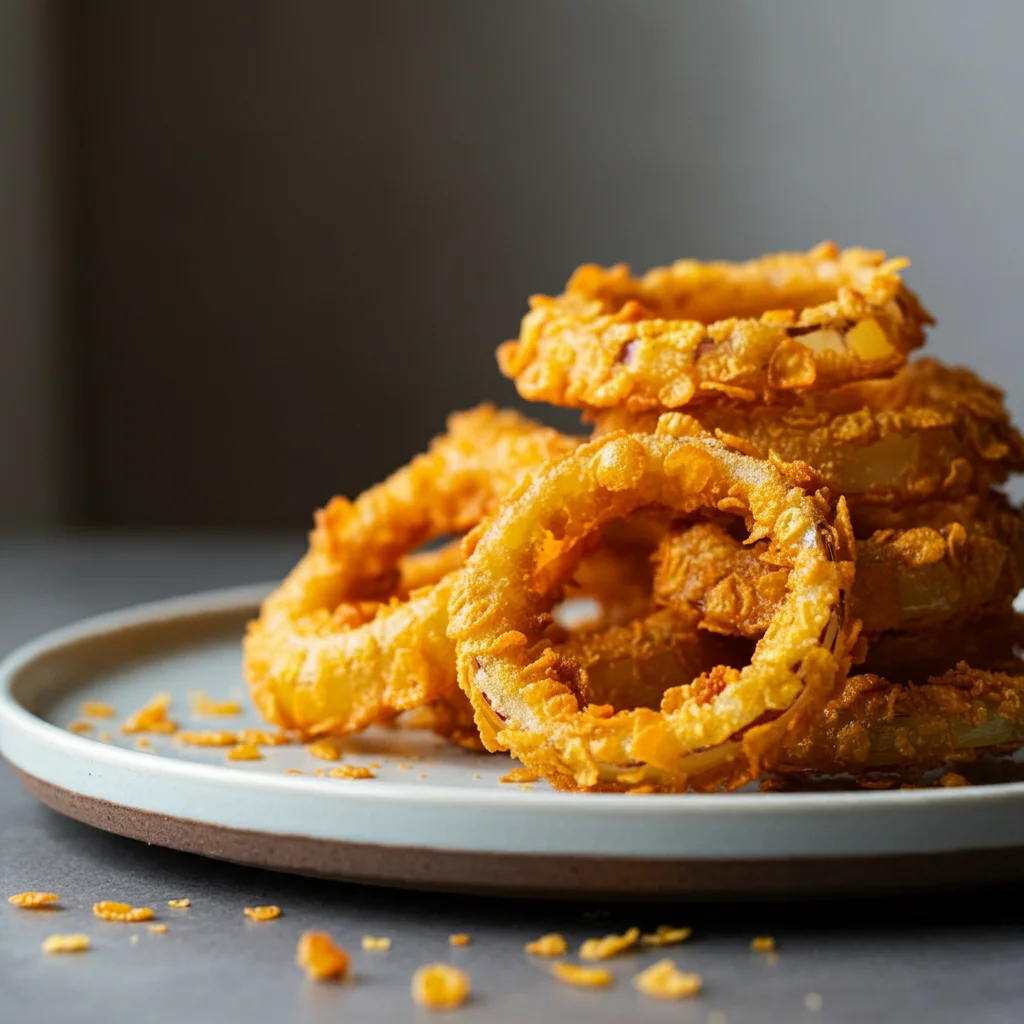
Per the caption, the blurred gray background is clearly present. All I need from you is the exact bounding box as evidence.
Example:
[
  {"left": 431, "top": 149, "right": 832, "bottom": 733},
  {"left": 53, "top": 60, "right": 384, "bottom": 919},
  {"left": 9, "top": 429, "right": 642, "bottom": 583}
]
[{"left": 2, "top": 0, "right": 1022, "bottom": 532}]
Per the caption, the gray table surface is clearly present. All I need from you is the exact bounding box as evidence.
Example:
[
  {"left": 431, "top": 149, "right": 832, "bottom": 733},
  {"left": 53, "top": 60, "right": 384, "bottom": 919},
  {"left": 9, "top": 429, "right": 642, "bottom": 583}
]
[{"left": 3, "top": 537, "right": 1024, "bottom": 1024}]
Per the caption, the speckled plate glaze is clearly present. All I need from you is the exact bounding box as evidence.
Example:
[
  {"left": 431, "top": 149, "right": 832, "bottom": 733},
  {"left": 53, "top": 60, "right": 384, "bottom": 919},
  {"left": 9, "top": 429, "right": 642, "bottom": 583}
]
[{"left": 4, "top": 586, "right": 1024, "bottom": 898}]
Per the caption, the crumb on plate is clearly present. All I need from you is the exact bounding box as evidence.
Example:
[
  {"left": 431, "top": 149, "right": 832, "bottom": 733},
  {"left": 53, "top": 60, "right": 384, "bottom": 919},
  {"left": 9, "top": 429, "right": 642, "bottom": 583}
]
[
  {"left": 525, "top": 933, "right": 567, "bottom": 957},
  {"left": 551, "top": 962, "right": 614, "bottom": 988},
  {"left": 93, "top": 901, "right": 154, "bottom": 923},
  {"left": 9, "top": 892, "right": 59, "bottom": 909},
  {"left": 499, "top": 768, "right": 539, "bottom": 784},
  {"left": 448, "top": 933, "right": 471, "bottom": 947},
  {"left": 177, "top": 730, "right": 238, "bottom": 747},
  {"left": 188, "top": 690, "right": 242, "bottom": 716},
  {"left": 42, "top": 933, "right": 89, "bottom": 954},
  {"left": 81, "top": 701, "right": 116, "bottom": 718},
  {"left": 284, "top": 769, "right": 303, "bottom": 775},
  {"left": 361, "top": 936, "right": 392, "bottom": 951},
  {"left": 97, "top": 731, "right": 112, "bottom": 743},
  {"left": 411, "top": 963, "right": 471, "bottom": 1010},
  {"left": 227, "top": 743, "right": 262, "bottom": 761},
  {"left": 417, "top": 772, "right": 428, "bottom": 779},
  {"left": 328, "top": 765, "right": 375, "bottom": 780},
  {"left": 296, "top": 931, "right": 350, "bottom": 981},
  {"left": 633, "top": 959, "right": 702, "bottom": 1000},
  {"left": 750, "top": 936, "right": 776, "bottom": 952},
  {"left": 397, "top": 763, "right": 413, "bottom": 770},
  {"left": 168, "top": 899, "right": 190, "bottom": 909},
  {"left": 237, "top": 728, "right": 292, "bottom": 746},
  {"left": 641, "top": 925, "right": 692, "bottom": 947},
  {"left": 67, "top": 720, "right": 93, "bottom": 735},
  {"left": 244, "top": 905, "right": 281, "bottom": 922},
  {"left": 306, "top": 740, "right": 342, "bottom": 762},
  {"left": 120, "top": 692, "right": 177, "bottom": 734},
  {"left": 147, "top": 923, "right": 168, "bottom": 934},
  {"left": 579, "top": 926, "right": 639, "bottom": 961}
]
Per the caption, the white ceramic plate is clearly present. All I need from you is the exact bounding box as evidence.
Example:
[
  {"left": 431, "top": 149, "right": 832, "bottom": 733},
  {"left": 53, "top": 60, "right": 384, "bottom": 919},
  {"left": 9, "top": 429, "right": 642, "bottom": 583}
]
[{"left": 3, "top": 586, "right": 1024, "bottom": 897}]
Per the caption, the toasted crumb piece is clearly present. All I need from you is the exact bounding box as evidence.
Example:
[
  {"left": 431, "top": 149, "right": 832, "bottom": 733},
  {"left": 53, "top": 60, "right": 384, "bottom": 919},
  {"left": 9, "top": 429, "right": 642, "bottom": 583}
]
[
  {"left": 411, "top": 963, "right": 471, "bottom": 1010},
  {"left": 448, "top": 933, "right": 471, "bottom": 947},
  {"left": 361, "top": 936, "right": 392, "bottom": 952},
  {"left": 641, "top": 925, "right": 692, "bottom": 947},
  {"left": 9, "top": 891, "right": 59, "bottom": 909},
  {"left": 633, "top": 959, "right": 702, "bottom": 1000},
  {"left": 237, "top": 728, "right": 292, "bottom": 746},
  {"left": 120, "top": 692, "right": 176, "bottom": 734},
  {"left": 940, "top": 772, "right": 970, "bottom": 787},
  {"left": 518, "top": 784, "right": 533, "bottom": 791},
  {"left": 177, "top": 730, "right": 238, "bottom": 747},
  {"left": 805, "top": 992, "right": 824, "bottom": 1011},
  {"left": 525, "top": 933, "right": 567, "bottom": 957},
  {"left": 81, "top": 701, "right": 116, "bottom": 718},
  {"left": 296, "top": 931, "right": 350, "bottom": 981},
  {"left": 168, "top": 899, "right": 190, "bottom": 909},
  {"left": 97, "top": 731, "right": 112, "bottom": 743},
  {"left": 397, "top": 763, "right": 414, "bottom": 770},
  {"left": 329, "top": 765, "right": 375, "bottom": 780},
  {"left": 551, "top": 962, "right": 614, "bottom": 988},
  {"left": 227, "top": 743, "right": 263, "bottom": 761},
  {"left": 147, "top": 923, "right": 168, "bottom": 934},
  {"left": 135, "top": 737, "right": 155, "bottom": 751},
  {"left": 750, "top": 936, "right": 776, "bottom": 952},
  {"left": 579, "top": 926, "right": 640, "bottom": 961},
  {"left": 306, "top": 740, "right": 342, "bottom": 762},
  {"left": 417, "top": 772, "right": 428, "bottom": 779},
  {"left": 41, "top": 933, "right": 89, "bottom": 954},
  {"left": 499, "top": 767, "right": 539, "bottom": 784},
  {"left": 284, "top": 769, "right": 304, "bottom": 775},
  {"left": 244, "top": 905, "right": 281, "bottom": 922},
  {"left": 188, "top": 690, "right": 242, "bottom": 716},
  {"left": 367, "top": 762, "right": 381, "bottom": 769},
  {"left": 67, "top": 720, "right": 94, "bottom": 735},
  {"left": 93, "top": 901, "right": 154, "bottom": 922}
]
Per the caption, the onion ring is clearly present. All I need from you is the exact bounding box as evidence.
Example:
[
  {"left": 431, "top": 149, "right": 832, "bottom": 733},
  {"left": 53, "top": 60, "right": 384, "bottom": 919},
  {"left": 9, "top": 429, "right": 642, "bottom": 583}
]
[
  {"left": 653, "top": 505, "right": 1024, "bottom": 638},
  {"left": 447, "top": 432, "right": 857, "bottom": 792},
  {"left": 499, "top": 243, "right": 931, "bottom": 411},
  {"left": 594, "top": 360, "right": 1024, "bottom": 518}
]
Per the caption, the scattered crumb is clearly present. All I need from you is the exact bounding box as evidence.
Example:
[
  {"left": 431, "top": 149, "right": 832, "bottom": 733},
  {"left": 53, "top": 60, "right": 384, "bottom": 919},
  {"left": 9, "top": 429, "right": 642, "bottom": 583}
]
[
  {"left": 448, "top": 933, "right": 471, "bottom": 947},
  {"left": 42, "top": 934, "right": 89, "bottom": 954},
  {"left": 244, "top": 905, "right": 281, "bottom": 922},
  {"left": 296, "top": 931, "right": 350, "bottom": 981},
  {"left": 227, "top": 743, "right": 263, "bottom": 761},
  {"left": 81, "top": 701, "right": 116, "bottom": 718},
  {"left": 120, "top": 692, "right": 177, "bottom": 734},
  {"left": 411, "top": 963, "right": 471, "bottom": 1010},
  {"left": 177, "top": 730, "right": 238, "bottom": 747},
  {"left": 641, "top": 926, "right": 692, "bottom": 947},
  {"left": 237, "top": 728, "right": 292, "bottom": 746},
  {"left": 284, "top": 769, "right": 304, "bottom": 776},
  {"left": 525, "top": 933, "right": 567, "bottom": 957},
  {"left": 499, "top": 768, "right": 540, "bottom": 784},
  {"left": 940, "top": 772, "right": 970, "bottom": 788},
  {"left": 328, "top": 765, "right": 375, "bottom": 780},
  {"left": 168, "top": 899, "right": 190, "bottom": 909},
  {"left": 135, "top": 737, "right": 155, "bottom": 751},
  {"left": 314, "top": 768, "right": 326, "bottom": 777},
  {"left": 417, "top": 773, "right": 428, "bottom": 780},
  {"left": 67, "top": 720, "right": 94, "bottom": 735},
  {"left": 626, "top": 785, "right": 656, "bottom": 795},
  {"left": 307, "top": 740, "right": 342, "bottom": 762},
  {"left": 633, "top": 959, "right": 702, "bottom": 1000},
  {"left": 750, "top": 936, "right": 776, "bottom": 952},
  {"left": 397, "top": 763, "right": 414, "bottom": 771},
  {"left": 579, "top": 926, "right": 640, "bottom": 961},
  {"left": 518, "top": 784, "right": 534, "bottom": 791},
  {"left": 367, "top": 762, "right": 381, "bottom": 770},
  {"left": 361, "top": 936, "right": 392, "bottom": 952},
  {"left": 8, "top": 892, "right": 59, "bottom": 909},
  {"left": 188, "top": 690, "right": 242, "bottom": 716},
  {"left": 551, "top": 962, "right": 614, "bottom": 988},
  {"left": 147, "top": 923, "right": 168, "bottom": 934},
  {"left": 93, "top": 901, "right": 154, "bottom": 922},
  {"left": 805, "top": 992, "right": 823, "bottom": 1012},
  {"left": 97, "top": 731, "right": 112, "bottom": 743}
]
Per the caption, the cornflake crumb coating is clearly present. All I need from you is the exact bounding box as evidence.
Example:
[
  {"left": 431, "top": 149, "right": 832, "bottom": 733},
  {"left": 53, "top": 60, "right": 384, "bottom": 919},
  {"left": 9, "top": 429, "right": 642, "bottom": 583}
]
[
  {"left": 329, "top": 765, "right": 375, "bottom": 780},
  {"left": 524, "top": 933, "right": 567, "bottom": 957},
  {"left": 448, "top": 933, "right": 471, "bottom": 947},
  {"left": 93, "top": 901, "right": 154, "bottom": 922},
  {"left": 296, "top": 931, "right": 350, "bottom": 981},
  {"left": 41, "top": 934, "right": 89, "bottom": 954},
  {"left": 411, "top": 963, "right": 471, "bottom": 1010},
  {"left": 551, "top": 962, "right": 614, "bottom": 988},
  {"left": 633, "top": 959, "right": 702, "bottom": 1000},
  {"left": 641, "top": 925, "right": 692, "bottom": 947},
  {"left": 244, "top": 905, "right": 281, "bottom": 922},
  {"left": 8, "top": 892, "right": 59, "bottom": 909},
  {"left": 361, "top": 936, "right": 392, "bottom": 951},
  {"left": 579, "top": 927, "right": 640, "bottom": 961}
]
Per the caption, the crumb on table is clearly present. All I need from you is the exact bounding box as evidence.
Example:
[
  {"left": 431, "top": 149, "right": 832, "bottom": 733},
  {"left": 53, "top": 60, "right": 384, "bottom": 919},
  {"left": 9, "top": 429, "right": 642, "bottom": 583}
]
[
  {"left": 168, "top": 899, "right": 190, "bottom": 909},
  {"left": 93, "top": 901, "right": 154, "bottom": 922},
  {"left": 329, "top": 765, "right": 375, "bottom": 780},
  {"left": 41, "top": 934, "right": 89, "bottom": 954},
  {"left": 227, "top": 743, "right": 263, "bottom": 761},
  {"left": 633, "top": 959, "right": 702, "bottom": 1000},
  {"left": 296, "top": 931, "right": 350, "bottom": 981},
  {"left": 448, "top": 933, "right": 471, "bottom": 947},
  {"left": 525, "top": 933, "right": 567, "bottom": 957},
  {"left": 551, "top": 962, "right": 614, "bottom": 988},
  {"left": 361, "top": 936, "right": 392, "bottom": 952},
  {"left": 244, "top": 905, "right": 281, "bottom": 922},
  {"left": 306, "top": 740, "right": 342, "bottom": 762},
  {"left": 579, "top": 926, "right": 639, "bottom": 961},
  {"left": 641, "top": 925, "right": 692, "bottom": 947},
  {"left": 8, "top": 892, "right": 59, "bottom": 909},
  {"left": 411, "top": 963, "right": 471, "bottom": 1010},
  {"left": 750, "top": 936, "right": 776, "bottom": 952}
]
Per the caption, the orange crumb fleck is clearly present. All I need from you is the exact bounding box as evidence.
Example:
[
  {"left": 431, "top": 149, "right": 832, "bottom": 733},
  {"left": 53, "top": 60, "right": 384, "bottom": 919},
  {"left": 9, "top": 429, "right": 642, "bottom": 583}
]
[
  {"left": 296, "top": 931, "right": 350, "bottom": 981},
  {"left": 367, "top": 762, "right": 381, "bottom": 770},
  {"left": 750, "top": 936, "right": 776, "bottom": 952},
  {"left": 188, "top": 690, "right": 242, "bottom": 716},
  {"left": 67, "top": 720, "right": 94, "bottom": 735},
  {"left": 244, "top": 905, "right": 281, "bottom": 922},
  {"left": 41, "top": 933, "right": 89, "bottom": 954},
  {"left": 227, "top": 743, "right": 262, "bottom": 761},
  {"left": 411, "top": 963, "right": 471, "bottom": 1009},
  {"left": 135, "top": 737, "right": 155, "bottom": 751},
  {"left": 329, "top": 765, "right": 375, "bottom": 780},
  {"left": 580, "top": 927, "right": 640, "bottom": 961},
  {"left": 397, "top": 763, "right": 414, "bottom": 770},
  {"left": 552, "top": 962, "right": 614, "bottom": 988},
  {"left": 147, "top": 923, "right": 168, "bottom": 934},
  {"left": 314, "top": 768, "right": 326, "bottom": 777},
  {"left": 518, "top": 784, "right": 533, "bottom": 791},
  {"left": 641, "top": 925, "right": 692, "bottom": 947},
  {"left": 284, "top": 769, "right": 304, "bottom": 775},
  {"left": 361, "top": 936, "right": 392, "bottom": 951},
  {"left": 499, "top": 767, "right": 539, "bottom": 784},
  {"left": 120, "top": 692, "right": 177, "bottom": 734},
  {"left": 93, "top": 901, "right": 154, "bottom": 922},
  {"left": 306, "top": 740, "right": 342, "bottom": 762},
  {"left": 8, "top": 892, "right": 59, "bottom": 909},
  {"left": 237, "top": 728, "right": 292, "bottom": 746},
  {"left": 168, "top": 899, "right": 190, "bottom": 909},
  {"left": 448, "top": 933, "right": 471, "bottom": 947},
  {"left": 97, "top": 731, "right": 112, "bottom": 743},
  {"left": 177, "top": 730, "right": 238, "bottom": 747},
  {"left": 940, "top": 772, "right": 970, "bottom": 787},
  {"left": 633, "top": 959, "right": 702, "bottom": 1000},
  {"left": 81, "top": 701, "right": 116, "bottom": 718},
  {"left": 525, "top": 933, "right": 567, "bottom": 957},
  {"left": 417, "top": 773, "right": 428, "bottom": 779}
]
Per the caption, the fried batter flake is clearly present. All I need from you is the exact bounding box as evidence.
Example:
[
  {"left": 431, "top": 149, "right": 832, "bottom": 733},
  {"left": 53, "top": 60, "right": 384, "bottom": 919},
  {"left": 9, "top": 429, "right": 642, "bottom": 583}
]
[
  {"left": 579, "top": 926, "right": 640, "bottom": 961},
  {"left": 188, "top": 690, "right": 242, "bottom": 716},
  {"left": 227, "top": 743, "right": 263, "bottom": 761},
  {"left": 525, "top": 933, "right": 568, "bottom": 957},
  {"left": 168, "top": 899, "right": 190, "bottom": 908},
  {"left": 177, "top": 730, "right": 238, "bottom": 747},
  {"left": 8, "top": 891, "right": 59, "bottom": 909},
  {"left": 448, "top": 933, "right": 471, "bottom": 947},
  {"left": 41, "top": 933, "right": 89, "bottom": 954},
  {"left": 361, "top": 936, "right": 392, "bottom": 951},
  {"left": 67, "top": 720, "right": 94, "bottom": 735},
  {"left": 551, "top": 962, "right": 614, "bottom": 988},
  {"left": 328, "top": 765, "right": 375, "bottom": 779},
  {"left": 81, "top": 701, "right": 116, "bottom": 718},
  {"left": 633, "top": 959, "right": 703, "bottom": 1000},
  {"left": 306, "top": 740, "right": 343, "bottom": 762},
  {"left": 93, "top": 901, "right": 153, "bottom": 922},
  {"left": 244, "top": 905, "right": 281, "bottom": 921},
  {"left": 498, "top": 768, "right": 539, "bottom": 784},
  {"left": 411, "top": 963, "right": 471, "bottom": 1010},
  {"left": 750, "top": 936, "right": 776, "bottom": 952},
  {"left": 296, "top": 931, "right": 350, "bottom": 981},
  {"left": 640, "top": 925, "right": 692, "bottom": 947},
  {"left": 120, "top": 692, "right": 177, "bottom": 734},
  {"left": 147, "top": 923, "right": 168, "bottom": 934}
]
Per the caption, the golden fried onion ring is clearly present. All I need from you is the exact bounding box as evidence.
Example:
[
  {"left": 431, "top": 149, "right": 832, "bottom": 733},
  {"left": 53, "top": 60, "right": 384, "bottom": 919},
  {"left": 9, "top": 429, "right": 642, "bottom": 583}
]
[
  {"left": 499, "top": 243, "right": 931, "bottom": 411},
  {"left": 595, "top": 360, "right": 1024, "bottom": 517},
  {"left": 654, "top": 505, "right": 1024, "bottom": 638},
  {"left": 448, "top": 432, "right": 858, "bottom": 792},
  {"left": 244, "top": 405, "right": 579, "bottom": 735}
]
